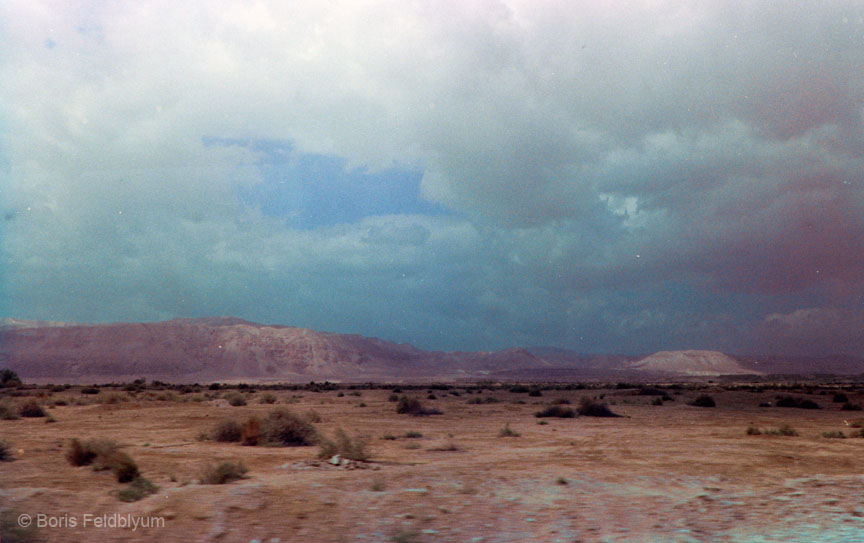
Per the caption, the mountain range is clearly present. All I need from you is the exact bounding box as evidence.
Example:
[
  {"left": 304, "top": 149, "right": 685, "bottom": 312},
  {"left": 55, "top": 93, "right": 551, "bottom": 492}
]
[{"left": 1, "top": 317, "right": 862, "bottom": 383}]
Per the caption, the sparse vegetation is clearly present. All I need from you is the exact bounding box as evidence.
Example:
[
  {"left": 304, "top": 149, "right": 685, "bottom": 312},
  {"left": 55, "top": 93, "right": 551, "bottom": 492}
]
[
  {"left": 226, "top": 393, "right": 247, "bottom": 406},
  {"left": 765, "top": 424, "right": 799, "bottom": 437},
  {"left": 404, "top": 431, "right": 423, "bottom": 438},
  {"left": 318, "top": 427, "right": 371, "bottom": 461},
  {"left": 535, "top": 405, "right": 576, "bottom": 418},
  {"left": 833, "top": 393, "right": 849, "bottom": 403},
  {"left": 211, "top": 420, "right": 243, "bottom": 442},
  {"left": 775, "top": 395, "right": 820, "bottom": 409},
  {"left": 396, "top": 396, "right": 441, "bottom": 416},
  {"left": 18, "top": 399, "right": 46, "bottom": 418},
  {"left": 688, "top": 395, "right": 716, "bottom": 408},
  {"left": 746, "top": 426, "right": 761, "bottom": 435},
  {"left": 259, "top": 407, "right": 318, "bottom": 446},
  {"left": 0, "top": 438, "right": 13, "bottom": 461},
  {"left": 822, "top": 430, "right": 846, "bottom": 439},
  {"left": 0, "top": 368, "right": 22, "bottom": 388},
  {"left": 498, "top": 422, "right": 520, "bottom": 437},
  {"left": 258, "top": 393, "right": 278, "bottom": 404},
  {"left": 66, "top": 438, "right": 119, "bottom": 467},
  {"left": 577, "top": 397, "right": 621, "bottom": 417},
  {"left": 0, "top": 400, "right": 20, "bottom": 420},
  {"left": 841, "top": 402, "right": 862, "bottom": 411},
  {"left": 116, "top": 477, "right": 159, "bottom": 502},
  {"left": 200, "top": 461, "right": 248, "bottom": 484}
]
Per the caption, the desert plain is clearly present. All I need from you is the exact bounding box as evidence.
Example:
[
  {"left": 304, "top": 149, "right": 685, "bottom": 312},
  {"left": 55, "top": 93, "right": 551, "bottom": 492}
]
[{"left": 3, "top": 381, "right": 864, "bottom": 543}]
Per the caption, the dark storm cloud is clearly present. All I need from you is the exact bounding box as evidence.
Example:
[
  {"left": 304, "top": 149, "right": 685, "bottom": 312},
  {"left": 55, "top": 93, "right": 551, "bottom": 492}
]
[{"left": 1, "top": 1, "right": 862, "bottom": 355}]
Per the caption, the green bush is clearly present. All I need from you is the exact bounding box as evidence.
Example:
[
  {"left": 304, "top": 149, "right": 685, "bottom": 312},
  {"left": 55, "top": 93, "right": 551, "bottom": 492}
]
[{"left": 200, "top": 461, "right": 248, "bottom": 484}]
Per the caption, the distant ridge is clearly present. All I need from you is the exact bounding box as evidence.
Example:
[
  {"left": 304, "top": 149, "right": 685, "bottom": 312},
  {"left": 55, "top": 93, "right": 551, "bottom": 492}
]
[{"left": 630, "top": 350, "right": 761, "bottom": 376}]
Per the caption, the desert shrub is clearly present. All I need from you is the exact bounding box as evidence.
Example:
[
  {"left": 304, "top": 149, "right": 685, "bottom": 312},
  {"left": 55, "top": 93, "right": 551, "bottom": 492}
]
[
  {"left": 535, "top": 405, "right": 576, "bottom": 418},
  {"left": 0, "top": 400, "right": 20, "bottom": 420},
  {"left": 0, "top": 369, "right": 22, "bottom": 388},
  {"left": 746, "top": 426, "right": 762, "bottom": 435},
  {"left": 775, "top": 395, "right": 819, "bottom": 409},
  {"left": 391, "top": 529, "right": 421, "bottom": 543},
  {"left": 833, "top": 393, "right": 849, "bottom": 403},
  {"left": 509, "top": 385, "right": 530, "bottom": 393},
  {"left": 551, "top": 398, "right": 571, "bottom": 405},
  {"left": 117, "top": 477, "right": 159, "bottom": 502},
  {"left": 841, "top": 403, "right": 863, "bottom": 411},
  {"left": 241, "top": 417, "right": 260, "bottom": 446},
  {"left": 81, "top": 387, "right": 100, "bottom": 395},
  {"left": 688, "top": 395, "right": 716, "bottom": 408},
  {"left": 387, "top": 393, "right": 399, "bottom": 402},
  {"left": 318, "top": 428, "right": 370, "bottom": 461},
  {"left": 200, "top": 461, "right": 248, "bottom": 484},
  {"left": 304, "top": 410, "right": 323, "bottom": 423},
  {"left": 45, "top": 415, "right": 57, "bottom": 423},
  {"left": 226, "top": 393, "right": 247, "bottom": 406},
  {"left": 765, "top": 425, "right": 799, "bottom": 437},
  {"left": 651, "top": 397, "right": 664, "bottom": 406},
  {"left": 848, "top": 419, "right": 864, "bottom": 428},
  {"left": 556, "top": 476, "right": 569, "bottom": 485},
  {"left": 99, "top": 392, "right": 129, "bottom": 404},
  {"left": 18, "top": 399, "right": 46, "bottom": 418},
  {"left": 370, "top": 476, "right": 386, "bottom": 491},
  {"left": 758, "top": 402, "right": 772, "bottom": 408},
  {"left": 577, "top": 397, "right": 621, "bottom": 417},
  {"left": 0, "top": 439, "right": 13, "bottom": 461},
  {"left": 798, "top": 399, "right": 820, "bottom": 409},
  {"left": 822, "top": 430, "right": 846, "bottom": 439},
  {"left": 258, "top": 393, "right": 277, "bottom": 404},
  {"left": 211, "top": 420, "right": 242, "bottom": 442},
  {"left": 498, "top": 422, "right": 520, "bottom": 437},
  {"left": 1, "top": 509, "right": 38, "bottom": 543},
  {"left": 260, "top": 408, "right": 318, "bottom": 446},
  {"left": 404, "top": 431, "right": 423, "bottom": 438},
  {"left": 65, "top": 438, "right": 120, "bottom": 467},
  {"left": 93, "top": 450, "right": 140, "bottom": 482},
  {"left": 638, "top": 387, "right": 665, "bottom": 396},
  {"left": 381, "top": 434, "right": 397, "bottom": 440},
  {"left": 396, "top": 396, "right": 441, "bottom": 416},
  {"left": 53, "top": 399, "right": 68, "bottom": 406},
  {"left": 528, "top": 388, "right": 543, "bottom": 397}
]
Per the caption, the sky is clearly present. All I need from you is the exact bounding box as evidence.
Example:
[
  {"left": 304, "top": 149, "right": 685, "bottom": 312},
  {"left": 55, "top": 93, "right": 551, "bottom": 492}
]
[{"left": 1, "top": 1, "right": 863, "bottom": 357}]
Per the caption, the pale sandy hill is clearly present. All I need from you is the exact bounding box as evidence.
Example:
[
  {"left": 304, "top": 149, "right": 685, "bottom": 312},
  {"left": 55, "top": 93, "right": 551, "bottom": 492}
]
[{"left": 630, "top": 350, "right": 761, "bottom": 376}]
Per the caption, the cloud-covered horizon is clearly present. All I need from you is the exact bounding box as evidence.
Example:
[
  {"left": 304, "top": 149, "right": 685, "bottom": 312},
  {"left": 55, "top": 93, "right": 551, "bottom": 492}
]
[{"left": 2, "top": 1, "right": 863, "bottom": 356}]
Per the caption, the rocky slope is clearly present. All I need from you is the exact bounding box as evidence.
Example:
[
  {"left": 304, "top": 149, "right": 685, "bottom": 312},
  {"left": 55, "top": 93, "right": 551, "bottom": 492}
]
[
  {"left": 630, "top": 350, "right": 761, "bottom": 376},
  {"left": 0, "top": 318, "right": 550, "bottom": 382}
]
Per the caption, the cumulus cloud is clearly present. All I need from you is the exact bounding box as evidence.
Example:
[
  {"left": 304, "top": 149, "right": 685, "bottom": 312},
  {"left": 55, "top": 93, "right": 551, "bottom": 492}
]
[{"left": 1, "top": 1, "right": 862, "bottom": 354}]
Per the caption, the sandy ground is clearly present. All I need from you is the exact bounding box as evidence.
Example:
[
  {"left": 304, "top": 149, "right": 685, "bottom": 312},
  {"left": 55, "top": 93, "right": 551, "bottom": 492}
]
[{"left": 2, "top": 384, "right": 864, "bottom": 542}]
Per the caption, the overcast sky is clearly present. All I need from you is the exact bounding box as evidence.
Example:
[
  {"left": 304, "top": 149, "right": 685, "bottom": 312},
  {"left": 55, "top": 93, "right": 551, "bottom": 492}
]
[{"left": 2, "top": 1, "right": 863, "bottom": 356}]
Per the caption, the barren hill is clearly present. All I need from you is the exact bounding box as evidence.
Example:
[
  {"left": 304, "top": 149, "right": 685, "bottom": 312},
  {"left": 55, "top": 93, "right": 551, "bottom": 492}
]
[
  {"left": 630, "top": 350, "right": 761, "bottom": 376},
  {"left": 0, "top": 318, "right": 550, "bottom": 383}
]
